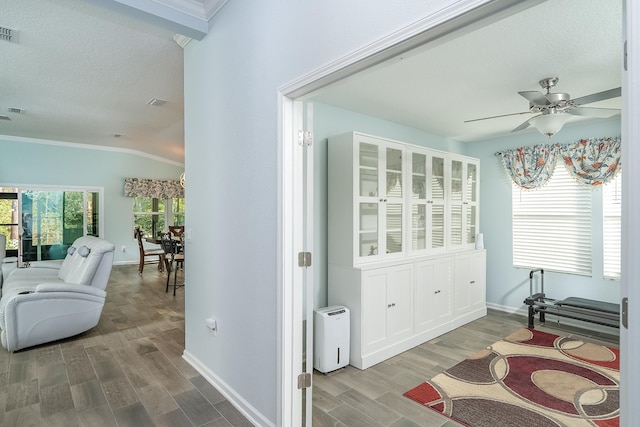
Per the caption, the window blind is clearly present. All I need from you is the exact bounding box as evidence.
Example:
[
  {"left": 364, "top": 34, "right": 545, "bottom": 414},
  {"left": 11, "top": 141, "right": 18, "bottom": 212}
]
[
  {"left": 512, "top": 163, "right": 592, "bottom": 275},
  {"left": 603, "top": 173, "right": 622, "bottom": 280}
]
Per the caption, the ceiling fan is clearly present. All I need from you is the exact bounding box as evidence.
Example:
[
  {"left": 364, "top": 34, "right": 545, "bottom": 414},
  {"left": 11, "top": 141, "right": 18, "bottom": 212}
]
[{"left": 465, "top": 77, "right": 621, "bottom": 137}]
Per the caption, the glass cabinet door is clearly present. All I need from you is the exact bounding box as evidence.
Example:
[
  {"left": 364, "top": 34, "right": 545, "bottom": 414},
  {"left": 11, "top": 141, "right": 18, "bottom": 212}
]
[
  {"left": 356, "top": 139, "right": 405, "bottom": 261},
  {"left": 465, "top": 163, "right": 478, "bottom": 246},
  {"left": 359, "top": 203, "right": 378, "bottom": 256},
  {"left": 411, "top": 151, "right": 446, "bottom": 253},
  {"left": 359, "top": 142, "right": 380, "bottom": 257},
  {"left": 359, "top": 142, "right": 378, "bottom": 198},
  {"left": 385, "top": 147, "right": 403, "bottom": 255},
  {"left": 411, "top": 152, "right": 427, "bottom": 251},
  {"left": 449, "top": 157, "right": 479, "bottom": 249},
  {"left": 450, "top": 159, "right": 463, "bottom": 247},
  {"left": 430, "top": 155, "right": 446, "bottom": 250}
]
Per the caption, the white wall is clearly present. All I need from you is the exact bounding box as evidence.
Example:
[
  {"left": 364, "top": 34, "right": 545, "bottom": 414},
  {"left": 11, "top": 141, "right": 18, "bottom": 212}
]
[
  {"left": 466, "top": 117, "right": 622, "bottom": 311},
  {"left": 0, "top": 136, "right": 183, "bottom": 264},
  {"left": 181, "top": 1, "right": 480, "bottom": 423}
]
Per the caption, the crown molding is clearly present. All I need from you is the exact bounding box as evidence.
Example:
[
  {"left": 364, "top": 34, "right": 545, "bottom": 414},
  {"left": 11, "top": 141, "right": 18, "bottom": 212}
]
[
  {"left": 109, "top": 0, "right": 229, "bottom": 40},
  {"left": 150, "top": 0, "right": 228, "bottom": 21},
  {"left": 0, "top": 134, "right": 184, "bottom": 167}
]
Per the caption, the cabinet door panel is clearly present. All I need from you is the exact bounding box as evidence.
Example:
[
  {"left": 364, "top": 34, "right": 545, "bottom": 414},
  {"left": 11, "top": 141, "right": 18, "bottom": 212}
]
[
  {"left": 415, "top": 257, "right": 452, "bottom": 333},
  {"left": 387, "top": 266, "right": 413, "bottom": 342},
  {"left": 362, "top": 270, "right": 389, "bottom": 352},
  {"left": 454, "top": 254, "right": 471, "bottom": 314},
  {"left": 469, "top": 251, "right": 486, "bottom": 308}
]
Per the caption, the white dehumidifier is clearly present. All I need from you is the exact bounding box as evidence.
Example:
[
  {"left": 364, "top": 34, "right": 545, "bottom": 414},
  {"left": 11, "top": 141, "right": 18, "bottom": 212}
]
[{"left": 313, "top": 305, "right": 350, "bottom": 373}]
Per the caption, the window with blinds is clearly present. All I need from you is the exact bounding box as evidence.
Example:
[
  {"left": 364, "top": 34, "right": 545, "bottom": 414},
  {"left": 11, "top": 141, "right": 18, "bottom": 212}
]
[
  {"left": 603, "top": 173, "right": 622, "bottom": 280},
  {"left": 512, "top": 163, "right": 592, "bottom": 276}
]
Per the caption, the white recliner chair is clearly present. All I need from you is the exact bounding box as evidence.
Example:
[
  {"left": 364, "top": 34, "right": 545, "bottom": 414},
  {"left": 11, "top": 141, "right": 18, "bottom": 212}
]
[{"left": 0, "top": 235, "right": 115, "bottom": 351}]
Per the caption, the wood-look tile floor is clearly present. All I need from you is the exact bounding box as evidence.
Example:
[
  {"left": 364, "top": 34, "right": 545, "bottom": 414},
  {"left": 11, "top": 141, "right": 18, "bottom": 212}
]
[
  {"left": 0, "top": 264, "right": 252, "bottom": 427},
  {"left": 0, "top": 264, "right": 619, "bottom": 427},
  {"left": 312, "top": 309, "right": 620, "bottom": 427}
]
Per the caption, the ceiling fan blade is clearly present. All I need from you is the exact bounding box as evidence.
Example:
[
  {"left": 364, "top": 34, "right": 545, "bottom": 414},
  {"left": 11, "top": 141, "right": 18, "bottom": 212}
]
[
  {"left": 464, "top": 111, "right": 531, "bottom": 123},
  {"left": 511, "top": 118, "right": 532, "bottom": 133},
  {"left": 568, "top": 106, "right": 621, "bottom": 118},
  {"left": 572, "top": 87, "right": 621, "bottom": 105},
  {"left": 518, "top": 91, "right": 550, "bottom": 105}
]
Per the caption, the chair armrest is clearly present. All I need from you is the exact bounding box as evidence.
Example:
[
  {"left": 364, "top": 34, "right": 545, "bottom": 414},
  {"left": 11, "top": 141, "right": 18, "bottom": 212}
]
[
  {"left": 28, "top": 261, "right": 63, "bottom": 270},
  {"left": 35, "top": 283, "right": 106, "bottom": 298}
]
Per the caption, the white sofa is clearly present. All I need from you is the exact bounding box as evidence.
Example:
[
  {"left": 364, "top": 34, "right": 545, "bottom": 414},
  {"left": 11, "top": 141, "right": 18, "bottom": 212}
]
[{"left": 0, "top": 235, "right": 115, "bottom": 352}]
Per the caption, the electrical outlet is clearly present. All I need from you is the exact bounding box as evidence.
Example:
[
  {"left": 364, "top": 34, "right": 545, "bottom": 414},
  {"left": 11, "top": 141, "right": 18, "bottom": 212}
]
[{"left": 121, "top": 245, "right": 126, "bottom": 253}]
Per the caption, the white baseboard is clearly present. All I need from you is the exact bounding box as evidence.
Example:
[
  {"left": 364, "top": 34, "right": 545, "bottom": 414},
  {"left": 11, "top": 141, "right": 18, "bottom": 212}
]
[
  {"left": 486, "top": 302, "right": 619, "bottom": 336},
  {"left": 182, "top": 350, "right": 274, "bottom": 427}
]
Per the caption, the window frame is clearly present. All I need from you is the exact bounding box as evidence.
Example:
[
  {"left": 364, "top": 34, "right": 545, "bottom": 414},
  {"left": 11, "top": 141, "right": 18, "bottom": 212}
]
[
  {"left": 132, "top": 196, "right": 184, "bottom": 239},
  {"left": 602, "top": 172, "right": 622, "bottom": 280}
]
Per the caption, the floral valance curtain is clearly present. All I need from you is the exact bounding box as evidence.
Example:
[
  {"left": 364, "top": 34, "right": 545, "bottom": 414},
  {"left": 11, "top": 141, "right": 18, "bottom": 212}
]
[
  {"left": 498, "top": 137, "right": 621, "bottom": 190},
  {"left": 498, "top": 144, "right": 559, "bottom": 190},
  {"left": 124, "top": 177, "right": 184, "bottom": 199},
  {"left": 560, "top": 137, "right": 621, "bottom": 186}
]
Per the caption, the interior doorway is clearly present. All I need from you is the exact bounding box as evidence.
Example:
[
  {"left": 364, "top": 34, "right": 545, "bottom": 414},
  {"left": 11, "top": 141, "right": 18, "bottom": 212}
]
[{"left": 279, "top": 0, "right": 633, "bottom": 425}]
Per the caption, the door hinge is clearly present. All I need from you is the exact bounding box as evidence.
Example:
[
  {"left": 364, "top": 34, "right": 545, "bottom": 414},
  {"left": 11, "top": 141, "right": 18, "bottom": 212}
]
[
  {"left": 297, "top": 372, "right": 311, "bottom": 389},
  {"left": 624, "top": 40, "right": 628, "bottom": 71},
  {"left": 298, "top": 130, "right": 313, "bottom": 147},
  {"left": 622, "top": 297, "right": 628, "bottom": 329},
  {"left": 298, "top": 251, "right": 312, "bottom": 267}
]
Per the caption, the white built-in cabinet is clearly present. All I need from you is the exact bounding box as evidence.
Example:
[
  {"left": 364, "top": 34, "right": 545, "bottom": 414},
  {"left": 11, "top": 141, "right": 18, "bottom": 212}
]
[{"left": 328, "top": 132, "right": 486, "bottom": 370}]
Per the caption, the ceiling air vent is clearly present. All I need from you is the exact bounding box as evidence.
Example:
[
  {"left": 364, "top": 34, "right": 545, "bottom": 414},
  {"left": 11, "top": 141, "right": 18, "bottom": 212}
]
[
  {"left": 0, "top": 26, "right": 18, "bottom": 44},
  {"left": 147, "top": 98, "right": 166, "bottom": 106}
]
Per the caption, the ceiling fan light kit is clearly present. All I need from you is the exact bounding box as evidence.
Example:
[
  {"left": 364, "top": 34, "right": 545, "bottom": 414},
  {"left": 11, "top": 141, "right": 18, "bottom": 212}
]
[
  {"left": 465, "top": 77, "right": 621, "bottom": 138},
  {"left": 529, "top": 111, "right": 571, "bottom": 137}
]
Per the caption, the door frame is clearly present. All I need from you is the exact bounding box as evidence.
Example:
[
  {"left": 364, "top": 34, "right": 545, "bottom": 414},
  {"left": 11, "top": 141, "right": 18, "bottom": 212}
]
[{"left": 277, "top": 0, "right": 636, "bottom": 424}]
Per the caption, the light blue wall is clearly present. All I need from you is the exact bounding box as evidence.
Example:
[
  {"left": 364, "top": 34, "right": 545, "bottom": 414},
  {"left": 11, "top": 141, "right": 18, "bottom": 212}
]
[
  {"left": 465, "top": 117, "right": 622, "bottom": 311},
  {"left": 182, "top": 1, "right": 476, "bottom": 423},
  {"left": 311, "top": 104, "right": 622, "bottom": 314},
  {"left": 0, "top": 136, "right": 183, "bottom": 264},
  {"left": 311, "top": 102, "right": 466, "bottom": 309}
]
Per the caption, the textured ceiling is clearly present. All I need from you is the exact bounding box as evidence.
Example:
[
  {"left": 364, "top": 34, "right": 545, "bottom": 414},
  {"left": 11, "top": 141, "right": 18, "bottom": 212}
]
[
  {"left": 311, "top": 0, "right": 623, "bottom": 142},
  {"left": 0, "top": 0, "right": 623, "bottom": 166},
  {"left": 0, "top": 0, "right": 185, "bottom": 163}
]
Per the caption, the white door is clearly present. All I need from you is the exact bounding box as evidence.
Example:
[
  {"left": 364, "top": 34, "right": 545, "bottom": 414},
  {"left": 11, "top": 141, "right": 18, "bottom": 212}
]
[{"left": 620, "top": 1, "right": 639, "bottom": 423}]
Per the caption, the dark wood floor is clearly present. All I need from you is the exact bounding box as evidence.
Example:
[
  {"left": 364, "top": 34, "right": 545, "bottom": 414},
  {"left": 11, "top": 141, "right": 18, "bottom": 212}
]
[
  {"left": 0, "top": 264, "right": 252, "bottom": 427},
  {"left": 312, "top": 309, "right": 619, "bottom": 427}
]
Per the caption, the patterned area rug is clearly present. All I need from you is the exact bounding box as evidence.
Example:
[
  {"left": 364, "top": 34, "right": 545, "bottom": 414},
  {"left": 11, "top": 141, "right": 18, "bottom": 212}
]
[{"left": 404, "top": 328, "right": 619, "bottom": 426}]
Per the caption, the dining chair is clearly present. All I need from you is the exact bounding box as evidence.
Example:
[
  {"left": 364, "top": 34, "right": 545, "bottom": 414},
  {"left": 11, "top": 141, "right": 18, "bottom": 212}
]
[
  {"left": 161, "top": 233, "right": 185, "bottom": 296},
  {"left": 134, "top": 227, "right": 165, "bottom": 274},
  {"left": 168, "top": 225, "right": 185, "bottom": 239}
]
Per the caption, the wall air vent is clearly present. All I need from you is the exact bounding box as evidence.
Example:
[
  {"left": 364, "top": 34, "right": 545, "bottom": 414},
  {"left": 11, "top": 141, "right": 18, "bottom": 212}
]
[
  {"left": 0, "top": 26, "right": 18, "bottom": 43},
  {"left": 7, "top": 107, "right": 23, "bottom": 114}
]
